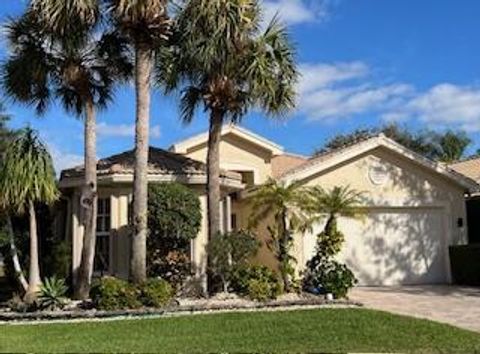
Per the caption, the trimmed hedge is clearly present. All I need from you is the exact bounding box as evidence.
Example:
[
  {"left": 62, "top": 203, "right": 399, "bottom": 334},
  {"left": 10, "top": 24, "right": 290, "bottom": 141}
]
[
  {"left": 91, "top": 277, "right": 173, "bottom": 311},
  {"left": 449, "top": 245, "right": 480, "bottom": 286}
]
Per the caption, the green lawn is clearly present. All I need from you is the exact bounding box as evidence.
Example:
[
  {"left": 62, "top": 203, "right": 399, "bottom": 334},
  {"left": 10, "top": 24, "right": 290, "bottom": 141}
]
[{"left": 0, "top": 308, "right": 479, "bottom": 353}]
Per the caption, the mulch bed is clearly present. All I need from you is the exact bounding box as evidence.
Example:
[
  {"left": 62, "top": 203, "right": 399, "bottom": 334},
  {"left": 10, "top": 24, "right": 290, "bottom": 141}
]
[{"left": 0, "top": 297, "right": 362, "bottom": 323}]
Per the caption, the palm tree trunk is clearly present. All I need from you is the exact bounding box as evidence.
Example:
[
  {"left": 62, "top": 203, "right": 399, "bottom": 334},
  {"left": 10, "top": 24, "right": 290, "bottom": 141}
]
[
  {"left": 279, "top": 209, "right": 291, "bottom": 292},
  {"left": 207, "top": 110, "right": 224, "bottom": 240},
  {"left": 130, "top": 44, "right": 152, "bottom": 284},
  {"left": 74, "top": 97, "right": 97, "bottom": 300},
  {"left": 6, "top": 215, "right": 28, "bottom": 292},
  {"left": 25, "top": 200, "right": 41, "bottom": 303}
]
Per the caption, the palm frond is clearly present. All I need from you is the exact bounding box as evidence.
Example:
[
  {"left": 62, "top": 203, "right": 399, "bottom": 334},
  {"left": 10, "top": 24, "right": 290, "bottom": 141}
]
[
  {"left": 179, "top": 86, "right": 203, "bottom": 125},
  {"left": 107, "top": 0, "right": 171, "bottom": 45},
  {"left": 31, "top": 0, "right": 99, "bottom": 35},
  {"left": 0, "top": 128, "right": 58, "bottom": 214},
  {"left": 2, "top": 11, "right": 131, "bottom": 118},
  {"left": 158, "top": 0, "right": 298, "bottom": 127},
  {"left": 307, "top": 186, "right": 366, "bottom": 219}
]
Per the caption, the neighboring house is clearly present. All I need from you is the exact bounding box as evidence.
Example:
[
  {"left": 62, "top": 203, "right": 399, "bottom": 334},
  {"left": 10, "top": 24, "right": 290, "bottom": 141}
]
[
  {"left": 59, "top": 125, "right": 479, "bottom": 288},
  {"left": 450, "top": 157, "right": 480, "bottom": 244}
]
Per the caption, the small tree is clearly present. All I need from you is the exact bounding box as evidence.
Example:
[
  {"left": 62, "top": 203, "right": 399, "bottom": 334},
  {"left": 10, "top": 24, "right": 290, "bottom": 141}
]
[
  {"left": 303, "top": 186, "right": 364, "bottom": 298},
  {"left": 248, "top": 179, "right": 310, "bottom": 292},
  {"left": 0, "top": 128, "right": 58, "bottom": 301},
  {"left": 207, "top": 230, "right": 260, "bottom": 293},
  {"left": 306, "top": 186, "right": 364, "bottom": 248},
  {"left": 147, "top": 183, "right": 201, "bottom": 288}
]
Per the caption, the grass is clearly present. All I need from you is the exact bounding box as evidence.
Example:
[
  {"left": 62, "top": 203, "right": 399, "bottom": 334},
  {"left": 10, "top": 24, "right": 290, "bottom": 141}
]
[{"left": 0, "top": 308, "right": 479, "bottom": 353}]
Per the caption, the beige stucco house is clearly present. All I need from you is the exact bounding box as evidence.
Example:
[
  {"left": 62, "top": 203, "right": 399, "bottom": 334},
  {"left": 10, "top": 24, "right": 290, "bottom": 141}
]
[
  {"left": 59, "top": 125, "right": 479, "bottom": 288},
  {"left": 450, "top": 157, "right": 480, "bottom": 244}
]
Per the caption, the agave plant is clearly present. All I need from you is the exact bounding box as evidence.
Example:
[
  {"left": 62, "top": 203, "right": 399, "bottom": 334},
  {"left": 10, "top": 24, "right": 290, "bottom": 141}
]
[{"left": 38, "top": 276, "right": 69, "bottom": 311}]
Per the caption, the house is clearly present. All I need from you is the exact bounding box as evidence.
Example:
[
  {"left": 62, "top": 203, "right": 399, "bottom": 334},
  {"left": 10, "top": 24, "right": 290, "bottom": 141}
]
[
  {"left": 450, "top": 157, "right": 480, "bottom": 244},
  {"left": 59, "top": 125, "right": 479, "bottom": 287},
  {"left": 59, "top": 146, "right": 244, "bottom": 284}
]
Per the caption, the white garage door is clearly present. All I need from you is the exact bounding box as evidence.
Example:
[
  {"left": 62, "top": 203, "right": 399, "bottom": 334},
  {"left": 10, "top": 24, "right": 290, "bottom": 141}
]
[{"left": 303, "top": 208, "right": 448, "bottom": 286}]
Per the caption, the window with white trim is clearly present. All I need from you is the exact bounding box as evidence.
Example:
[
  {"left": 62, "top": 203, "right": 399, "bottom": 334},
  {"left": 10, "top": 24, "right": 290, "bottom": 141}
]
[{"left": 95, "top": 198, "right": 111, "bottom": 274}]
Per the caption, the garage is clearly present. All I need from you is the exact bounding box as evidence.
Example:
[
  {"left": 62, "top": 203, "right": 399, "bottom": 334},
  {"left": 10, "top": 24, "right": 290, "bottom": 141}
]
[
  {"left": 280, "top": 135, "right": 478, "bottom": 286},
  {"left": 303, "top": 208, "right": 448, "bottom": 286}
]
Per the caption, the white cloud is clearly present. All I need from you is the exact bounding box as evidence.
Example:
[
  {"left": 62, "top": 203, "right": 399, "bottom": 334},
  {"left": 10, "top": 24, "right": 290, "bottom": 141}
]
[
  {"left": 97, "top": 122, "right": 161, "bottom": 138},
  {"left": 263, "top": 0, "right": 331, "bottom": 25},
  {"left": 298, "top": 61, "right": 413, "bottom": 121},
  {"left": 298, "top": 62, "right": 369, "bottom": 94},
  {"left": 299, "top": 61, "right": 480, "bottom": 131},
  {"left": 383, "top": 84, "right": 480, "bottom": 132},
  {"left": 47, "top": 143, "right": 84, "bottom": 175}
]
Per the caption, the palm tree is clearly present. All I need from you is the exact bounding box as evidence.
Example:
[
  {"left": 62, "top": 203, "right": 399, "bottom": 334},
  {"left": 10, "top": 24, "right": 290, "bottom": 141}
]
[
  {"left": 0, "top": 105, "right": 26, "bottom": 292},
  {"left": 106, "top": 0, "right": 171, "bottom": 284},
  {"left": 161, "top": 0, "right": 298, "bottom": 243},
  {"left": 29, "top": 0, "right": 172, "bottom": 284},
  {"left": 2, "top": 10, "right": 132, "bottom": 299},
  {"left": 248, "top": 179, "right": 309, "bottom": 292},
  {"left": 0, "top": 128, "right": 58, "bottom": 301},
  {"left": 306, "top": 186, "right": 364, "bottom": 256}
]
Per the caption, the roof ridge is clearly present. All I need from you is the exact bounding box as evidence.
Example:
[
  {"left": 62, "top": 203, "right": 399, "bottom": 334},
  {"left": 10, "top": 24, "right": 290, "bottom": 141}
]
[
  {"left": 170, "top": 124, "right": 284, "bottom": 154},
  {"left": 311, "top": 133, "right": 382, "bottom": 160},
  {"left": 279, "top": 135, "right": 382, "bottom": 179}
]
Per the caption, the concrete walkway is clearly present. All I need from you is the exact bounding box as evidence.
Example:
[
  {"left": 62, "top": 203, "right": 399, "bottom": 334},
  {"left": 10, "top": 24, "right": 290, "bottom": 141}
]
[{"left": 351, "top": 286, "right": 480, "bottom": 332}]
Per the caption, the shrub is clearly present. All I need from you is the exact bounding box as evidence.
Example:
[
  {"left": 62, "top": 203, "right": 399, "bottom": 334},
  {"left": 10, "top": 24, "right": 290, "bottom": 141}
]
[
  {"left": 230, "top": 265, "right": 282, "bottom": 301},
  {"left": 303, "top": 216, "right": 358, "bottom": 299},
  {"left": 148, "top": 250, "right": 191, "bottom": 291},
  {"left": 38, "top": 276, "right": 68, "bottom": 311},
  {"left": 44, "top": 241, "right": 71, "bottom": 280},
  {"left": 148, "top": 183, "right": 201, "bottom": 242},
  {"left": 91, "top": 277, "right": 174, "bottom": 310},
  {"left": 139, "top": 278, "right": 173, "bottom": 308},
  {"left": 90, "top": 277, "right": 142, "bottom": 311},
  {"left": 303, "top": 258, "right": 357, "bottom": 299},
  {"left": 247, "top": 279, "right": 275, "bottom": 302},
  {"left": 207, "top": 230, "right": 260, "bottom": 292},
  {"left": 147, "top": 183, "right": 202, "bottom": 287}
]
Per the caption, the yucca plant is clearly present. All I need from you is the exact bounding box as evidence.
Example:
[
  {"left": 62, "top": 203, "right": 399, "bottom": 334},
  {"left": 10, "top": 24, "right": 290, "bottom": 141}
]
[
  {"left": 0, "top": 128, "right": 59, "bottom": 302},
  {"left": 38, "top": 276, "right": 69, "bottom": 311}
]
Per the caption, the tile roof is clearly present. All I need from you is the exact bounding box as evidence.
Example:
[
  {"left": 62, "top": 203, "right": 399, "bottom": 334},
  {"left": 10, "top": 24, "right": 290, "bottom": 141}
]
[
  {"left": 60, "top": 146, "right": 237, "bottom": 180},
  {"left": 449, "top": 157, "right": 480, "bottom": 182},
  {"left": 271, "top": 153, "right": 308, "bottom": 178}
]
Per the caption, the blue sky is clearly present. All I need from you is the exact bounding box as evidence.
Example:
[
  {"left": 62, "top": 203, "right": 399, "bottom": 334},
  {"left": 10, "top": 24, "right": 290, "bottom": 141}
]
[{"left": 2, "top": 0, "right": 480, "bottom": 172}]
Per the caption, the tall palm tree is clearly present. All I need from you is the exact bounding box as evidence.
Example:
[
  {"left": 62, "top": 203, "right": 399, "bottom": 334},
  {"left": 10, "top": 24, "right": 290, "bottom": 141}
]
[
  {"left": 29, "top": 0, "right": 172, "bottom": 284},
  {"left": 248, "top": 179, "right": 309, "bottom": 291},
  {"left": 0, "top": 128, "right": 58, "bottom": 301},
  {"left": 2, "top": 10, "right": 132, "bottom": 299},
  {"left": 107, "top": 0, "right": 171, "bottom": 284},
  {"left": 161, "top": 0, "right": 298, "bottom": 242}
]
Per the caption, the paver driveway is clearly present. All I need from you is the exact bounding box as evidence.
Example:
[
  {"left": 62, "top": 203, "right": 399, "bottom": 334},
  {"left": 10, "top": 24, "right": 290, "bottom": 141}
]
[{"left": 350, "top": 286, "right": 480, "bottom": 332}]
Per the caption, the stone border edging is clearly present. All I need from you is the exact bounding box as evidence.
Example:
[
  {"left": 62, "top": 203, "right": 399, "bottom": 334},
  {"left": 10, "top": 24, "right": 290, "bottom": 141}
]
[{"left": 0, "top": 298, "right": 362, "bottom": 323}]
